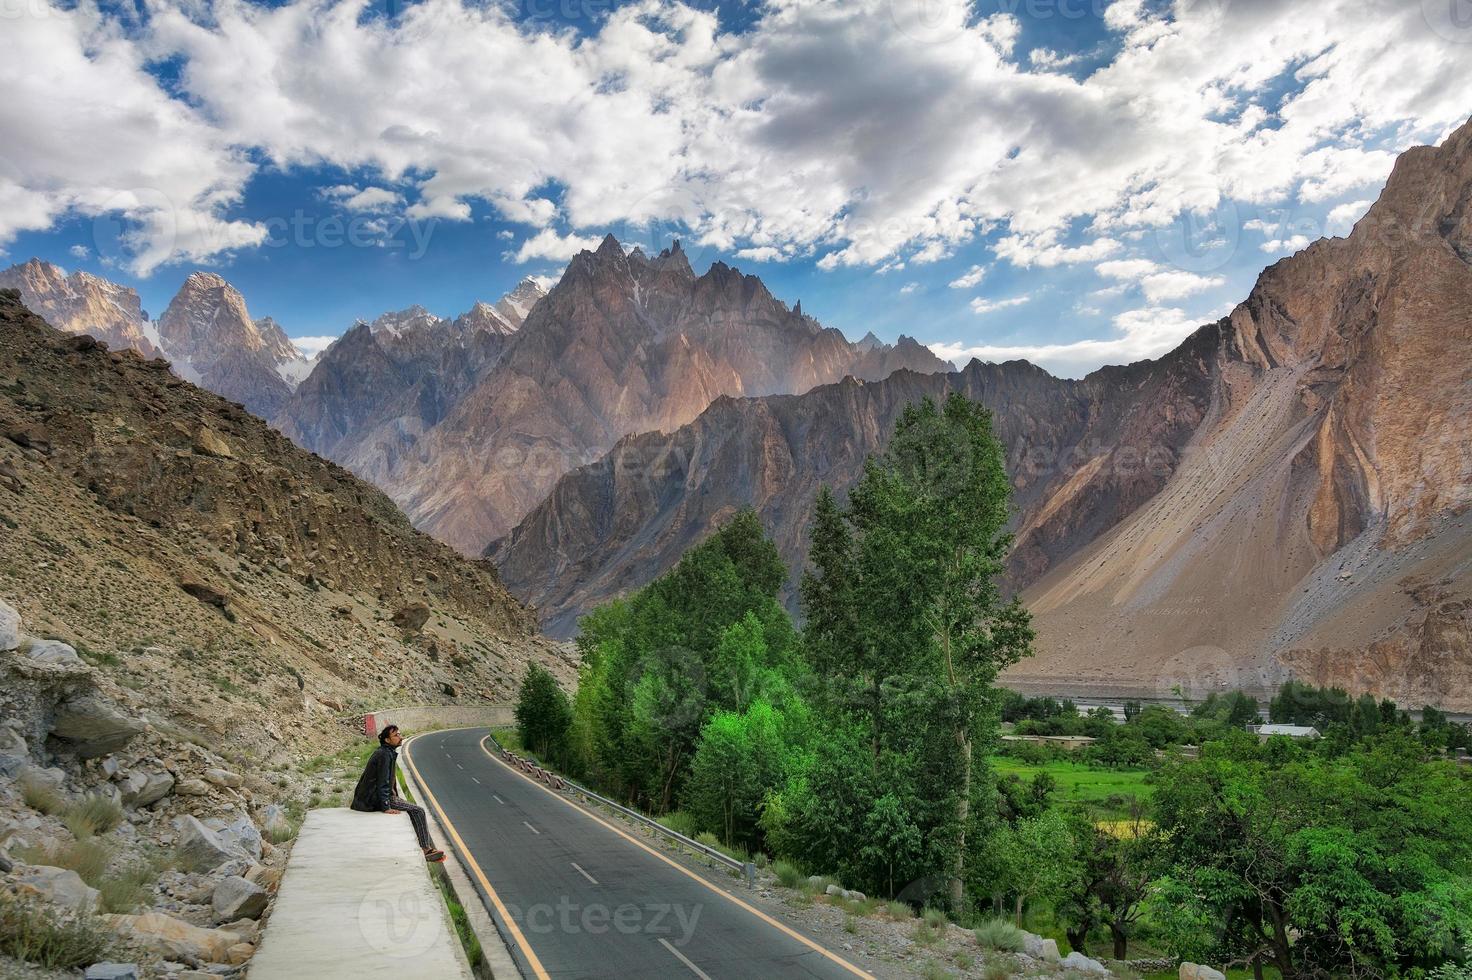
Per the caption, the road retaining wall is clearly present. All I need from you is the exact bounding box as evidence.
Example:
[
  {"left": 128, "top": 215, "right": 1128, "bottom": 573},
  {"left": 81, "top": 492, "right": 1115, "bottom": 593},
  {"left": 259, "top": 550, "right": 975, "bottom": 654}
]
[{"left": 363, "top": 704, "right": 516, "bottom": 738}]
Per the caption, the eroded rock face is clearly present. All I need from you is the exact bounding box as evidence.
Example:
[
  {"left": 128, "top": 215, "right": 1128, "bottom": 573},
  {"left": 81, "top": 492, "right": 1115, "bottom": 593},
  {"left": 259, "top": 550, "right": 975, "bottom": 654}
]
[
  {"left": 490, "top": 335, "right": 1216, "bottom": 636},
  {"left": 50, "top": 694, "right": 146, "bottom": 758},
  {"left": 175, "top": 815, "right": 249, "bottom": 872}
]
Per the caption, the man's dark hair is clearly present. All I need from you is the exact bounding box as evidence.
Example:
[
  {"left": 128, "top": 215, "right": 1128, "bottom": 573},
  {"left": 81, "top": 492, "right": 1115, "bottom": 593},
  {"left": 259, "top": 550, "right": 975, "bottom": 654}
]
[{"left": 378, "top": 724, "right": 400, "bottom": 745}]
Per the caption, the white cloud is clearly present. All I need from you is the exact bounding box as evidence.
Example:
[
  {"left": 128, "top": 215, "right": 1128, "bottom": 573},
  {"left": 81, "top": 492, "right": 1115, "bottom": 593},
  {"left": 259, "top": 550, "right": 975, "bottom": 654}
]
[
  {"left": 68, "top": 245, "right": 89, "bottom": 259},
  {"left": 5, "top": 0, "right": 1472, "bottom": 283},
  {"left": 735, "top": 246, "right": 783, "bottom": 262},
  {"left": 929, "top": 305, "right": 1205, "bottom": 378},
  {"left": 969, "top": 294, "right": 1031, "bottom": 315},
  {"left": 1326, "top": 199, "right": 1374, "bottom": 235},
  {"left": 994, "top": 235, "right": 1121, "bottom": 269},
  {"left": 899, "top": 281, "right": 918, "bottom": 295},
  {"left": 507, "top": 229, "right": 602, "bottom": 264},
  {"left": 1261, "top": 235, "right": 1313, "bottom": 254},
  {"left": 323, "top": 185, "right": 402, "bottom": 213},
  {"left": 948, "top": 264, "right": 986, "bottom": 289},
  {"left": 290, "top": 335, "right": 338, "bottom": 357},
  {"left": 1094, "top": 257, "right": 1224, "bottom": 302},
  {"left": 0, "top": 1, "right": 263, "bottom": 275}
]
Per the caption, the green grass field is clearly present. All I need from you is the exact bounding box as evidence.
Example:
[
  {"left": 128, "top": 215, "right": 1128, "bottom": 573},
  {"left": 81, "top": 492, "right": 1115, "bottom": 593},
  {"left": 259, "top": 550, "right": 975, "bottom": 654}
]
[{"left": 991, "top": 758, "right": 1154, "bottom": 814}]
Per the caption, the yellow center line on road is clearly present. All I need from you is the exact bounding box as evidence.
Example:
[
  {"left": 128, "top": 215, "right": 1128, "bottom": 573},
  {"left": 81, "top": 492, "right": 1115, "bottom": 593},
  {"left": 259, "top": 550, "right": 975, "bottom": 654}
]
[
  {"left": 474, "top": 734, "right": 876, "bottom": 980},
  {"left": 402, "top": 734, "right": 553, "bottom": 980}
]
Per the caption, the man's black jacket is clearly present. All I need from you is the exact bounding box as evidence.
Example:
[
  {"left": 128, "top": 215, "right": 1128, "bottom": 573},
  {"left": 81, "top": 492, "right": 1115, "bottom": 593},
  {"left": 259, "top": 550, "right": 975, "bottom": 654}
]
[{"left": 351, "top": 744, "right": 397, "bottom": 812}]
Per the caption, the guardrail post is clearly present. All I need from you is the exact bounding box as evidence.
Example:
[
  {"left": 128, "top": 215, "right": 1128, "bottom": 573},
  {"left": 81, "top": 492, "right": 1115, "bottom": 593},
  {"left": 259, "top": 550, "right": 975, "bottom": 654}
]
[{"left": 743, "top": 862, "right": 756, "bottom": 889}]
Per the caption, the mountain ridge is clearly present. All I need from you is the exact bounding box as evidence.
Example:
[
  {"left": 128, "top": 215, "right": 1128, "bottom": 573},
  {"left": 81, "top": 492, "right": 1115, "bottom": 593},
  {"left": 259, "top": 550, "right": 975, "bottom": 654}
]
[{"left": 489, "top": 119, "right": 1472, "bottom": 711}]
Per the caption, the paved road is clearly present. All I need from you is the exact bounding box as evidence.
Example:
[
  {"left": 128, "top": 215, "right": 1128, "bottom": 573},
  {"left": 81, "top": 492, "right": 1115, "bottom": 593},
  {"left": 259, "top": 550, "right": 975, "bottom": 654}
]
[{"left": 405, "top": 727, "right": 872, "bottom": 980}]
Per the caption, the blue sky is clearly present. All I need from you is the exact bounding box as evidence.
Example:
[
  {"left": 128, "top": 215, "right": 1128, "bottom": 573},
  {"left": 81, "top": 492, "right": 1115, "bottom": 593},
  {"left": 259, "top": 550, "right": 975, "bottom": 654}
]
[{"left": 3, "top": 0, "right": 1470, "bottom": 374}]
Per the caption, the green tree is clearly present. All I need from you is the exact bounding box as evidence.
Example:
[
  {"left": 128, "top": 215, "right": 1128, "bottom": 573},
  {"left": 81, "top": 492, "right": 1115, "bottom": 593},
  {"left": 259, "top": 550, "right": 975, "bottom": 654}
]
[
  {"left": 977, "top": 808, "right": 1077, "bottom": 925},
  {"left": 821, "top": 393, "right": 1034, "bottom": 908},
  {"left": 1149, "top": 732, "right": 1472, "bottom": 978},
  {"left": 515, "top": 663, "right": 571, "bottom": 761}
]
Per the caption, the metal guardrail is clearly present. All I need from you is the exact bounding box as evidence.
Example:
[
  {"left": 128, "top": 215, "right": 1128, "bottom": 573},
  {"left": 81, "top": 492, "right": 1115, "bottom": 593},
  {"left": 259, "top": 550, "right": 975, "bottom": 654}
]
[{"left": 486, "top": 733, "right": 758, "bottom": 889}]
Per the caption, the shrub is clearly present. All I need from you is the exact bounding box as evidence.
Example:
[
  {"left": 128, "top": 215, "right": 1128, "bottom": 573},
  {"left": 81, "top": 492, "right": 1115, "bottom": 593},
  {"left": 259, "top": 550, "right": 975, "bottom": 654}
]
[
  {"left": 19, "top": 776, "right": 64, "bottom": 817},
  {"left": 657, "top": 811, "right": 699, "bottom": 838},
  {"left": 16, "top": 839, "right": 111, "bottom": 887},
  {"left": 0, "top": 893, "right": 114, "bottom": 969},
  {"left": 913, "top": 919, "right": 942, "bottom": 946},
  {"left": 886, "top": 900, "right": 914, "bottom": 920},
  {"left": 773, "top": 860, "right": 804, "bottom": 889},
  {"left": 62, "top": 796, "right": 123, "bottom": 839},
  {"left": 974, "top": 917, "right": 1026, "bottom": 953},
  {"left": 98, "top": 849, "right": 174, "bottom": 914},
  {"left": 923, "top": 907, "right": 949, "bottom": 930},
  {"left": 920, "top": 960, "right": 952, "bottom": 980}
]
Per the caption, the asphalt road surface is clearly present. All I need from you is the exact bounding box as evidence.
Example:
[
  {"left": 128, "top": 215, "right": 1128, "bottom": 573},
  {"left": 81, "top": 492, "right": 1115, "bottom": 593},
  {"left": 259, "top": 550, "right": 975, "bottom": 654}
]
[{"left": 405, "top": 727, "right": 873, "bottom": 980}]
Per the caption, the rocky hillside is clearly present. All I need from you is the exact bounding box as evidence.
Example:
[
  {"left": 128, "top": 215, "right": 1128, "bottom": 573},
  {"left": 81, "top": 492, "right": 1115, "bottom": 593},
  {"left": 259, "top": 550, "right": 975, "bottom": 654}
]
[
  {"left": 0, "top": 284, "right": 573, "bottom": 976},
  {"left": 358, "top": 236, "right": 950, "bottom": 553},
  {"left": 273, "top": 279, "right": 548, "bottom": 476},
  {"left": 0, "top": 287, "right": 571, "bottom": 755},
  {"left": 492, "top": 120, "right": 1472, "bottom": 714}
]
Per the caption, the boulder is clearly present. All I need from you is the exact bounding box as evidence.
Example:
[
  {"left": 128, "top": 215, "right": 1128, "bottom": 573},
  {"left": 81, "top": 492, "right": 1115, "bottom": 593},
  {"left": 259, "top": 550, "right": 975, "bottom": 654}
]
[
  {"left": 226, "top": 942, "right": 256, "bottom": 966},
  {"left": 119, "top": 770, "right": 175, "bottom": 808},
  {"left": 192, "top": 428, "right": 234, "bottom": 459},
  {"left": 1022, "top": 932, "right": 1060, "bottom": 963},
  {"left": 1060, "top": 950, "right": 1109, "bottom": 974},
  {"left": 824, "top": 883, "right": 843, "bottom": 896},
  {"left": 176, "top": 778, "right": 211, "bottom": 796},
  {"left": 392, "top": 602, "right": 431, "bottom": 632},
  {"left": 108, "top": 911, "right": 239, "bottom": 965},
  {"left": 23, "top": 638, "right": 84, "bottom": 666},
  {"left": 202, "top": 768, "right": 243, "bottom": 789},
  {"left": 13, "top": 865, "right": 100, "bottom": 911},
  {"left": 50, "top": 695, "right": 146, "bottom": 757},
  {"left": 84, "top": 965, "right": 141, "bottom": 980},
  {"left": 205, "top": 814, "right": 263, "bottom": 861},
  {"left": 1181, "top": 965, "right": 1228, "bottom": 980},
  {"left": 5, "top": 423, "right": 51, "bottom": 453},
  {"left": 0, "top": 597, "right": 19, "bottom": 651},
  {"left": 212, "top": 876, "right": 267, "bottom": 921},
  {"left": 20, "top": 765, "right": 67, "bottom": 794},
  {"left": 176, "top": 815, "right": 248, "bottom": 872},
  {"left": 179, "top": 581, "right": 229, "bottom": 609}
]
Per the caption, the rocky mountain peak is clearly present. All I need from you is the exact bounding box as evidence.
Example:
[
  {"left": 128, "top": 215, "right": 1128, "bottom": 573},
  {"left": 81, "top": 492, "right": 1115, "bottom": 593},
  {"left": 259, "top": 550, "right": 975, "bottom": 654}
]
[
  {"left": 492, "top": 277, "right": 547, "bottom": 329},
  {"left": 0, "top": 259, "right": 155, "bottom": 358}
]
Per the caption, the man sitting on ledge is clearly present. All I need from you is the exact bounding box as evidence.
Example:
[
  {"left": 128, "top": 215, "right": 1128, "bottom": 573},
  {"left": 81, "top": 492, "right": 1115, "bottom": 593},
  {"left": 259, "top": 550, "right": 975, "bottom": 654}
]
[{"left": 352, "top": 724, "right": 446, "bottom": 863}]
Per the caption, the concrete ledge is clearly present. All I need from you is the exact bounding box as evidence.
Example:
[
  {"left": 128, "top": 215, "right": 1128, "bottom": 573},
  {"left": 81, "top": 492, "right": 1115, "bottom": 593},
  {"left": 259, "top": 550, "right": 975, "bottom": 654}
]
[
  {"left": 249, "top": 808, "right": 472, "bottom": 979},
  {"left": 363, "top": 705, "right": 515, "bottom": 739}
]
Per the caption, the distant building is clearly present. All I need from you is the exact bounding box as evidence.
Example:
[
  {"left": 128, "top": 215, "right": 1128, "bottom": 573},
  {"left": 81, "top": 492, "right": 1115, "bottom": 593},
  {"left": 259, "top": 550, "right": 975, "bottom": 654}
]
[
  {"left": 1001, "top": 734, "right": 1098, "bottom": 751},
  {"left": 1249, "top": 724, "right": 1321, "bottom": 740}
]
